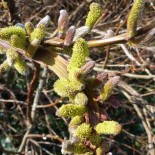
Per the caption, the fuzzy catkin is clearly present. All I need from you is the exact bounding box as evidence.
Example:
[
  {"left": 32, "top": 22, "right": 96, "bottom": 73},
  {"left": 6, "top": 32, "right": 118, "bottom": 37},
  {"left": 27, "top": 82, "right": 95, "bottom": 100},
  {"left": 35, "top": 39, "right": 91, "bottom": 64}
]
[
  {"left": 127, "top": 0, "right": 144, "bottom": 38},
  {"left": 67, "top": 38, "right": 89, "bottom": 72},
  {"left": 0, "top": 26, "right": 26, "bottom": 40},
  {"left": 85, "top": 2, "right": 102, "bottom": 29},
  {"left": 95, "top": 121, "right": 122, "bottom": 135},
  {"left": 56, "top": 104, "right": 87, "bottom": 118}
]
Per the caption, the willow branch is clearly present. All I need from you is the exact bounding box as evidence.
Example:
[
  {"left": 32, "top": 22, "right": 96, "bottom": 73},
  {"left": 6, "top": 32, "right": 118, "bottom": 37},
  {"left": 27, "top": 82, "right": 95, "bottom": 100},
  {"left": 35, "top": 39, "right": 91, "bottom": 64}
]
[{"left": 44, "top": 19, "right": 155, "bottom": 48}]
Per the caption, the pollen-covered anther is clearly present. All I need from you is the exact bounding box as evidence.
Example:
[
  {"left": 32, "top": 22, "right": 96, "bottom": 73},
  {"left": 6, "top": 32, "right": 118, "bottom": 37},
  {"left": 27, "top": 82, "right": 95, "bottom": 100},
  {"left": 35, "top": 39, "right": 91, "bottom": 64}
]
[
  {"left": 69, "top": 116, "right": 84, "bottom": 126},
  {"left": 54, "top": 78, "right": 85, "bottom": 97},
  {"left": 127, "top": 0, "right": 144, "bottom": 38},
  {"left": 56, "top": 104, "right": 87, "bottom": 118},
  {"left": 95, "top": 121, "right": 122, "bottom": 135},
  {"left": 74, "top": 123, "right": 92, "bottom": 140},
  {"left": 85, "top": 2, "right": 102, "bottom": 29},
  {"left": 74, "top": 92, "right": 88, "bottom": 105},
  {"left": 10, "top": 34, "right": 26, "bottom": 50},
  {"left": 0, "top": 26, "right": 26, "bottom": 41},
  {"left": 67, "top": 38, "right": 89, "bottom": 72},
  {"left": 29, "top": 25, "right": 46, "bottom": 43}
]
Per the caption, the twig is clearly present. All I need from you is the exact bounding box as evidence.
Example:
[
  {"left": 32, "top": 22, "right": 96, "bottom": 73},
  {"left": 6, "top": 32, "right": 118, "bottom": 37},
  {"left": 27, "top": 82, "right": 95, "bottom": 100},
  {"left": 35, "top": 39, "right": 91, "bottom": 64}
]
[
  {"left": 18, "top": 68, "right": 47, "bottom": 153},
  {"left": 26, "top": 63, "right": 40, "bottom": 125},
  {"left": 27, "top": 134, "right": 64, "bottom": 142},
  {"left": 0, "top": 146, "right": 23, "bottom": 155},
  {"left": 93, "top": 67, "right": 155, "bottom": 79},
  {"left": 31, "top": 68, "right": 47, "bottom": 120},
  {"left": 119, "top": 44, "right": 154, "bottom": 79},
  {"left": 0, "top": 99, "right": 26, "bottom": 105},
  {"left": 118, "top": 81, "right": 155, "bottom": 155}
]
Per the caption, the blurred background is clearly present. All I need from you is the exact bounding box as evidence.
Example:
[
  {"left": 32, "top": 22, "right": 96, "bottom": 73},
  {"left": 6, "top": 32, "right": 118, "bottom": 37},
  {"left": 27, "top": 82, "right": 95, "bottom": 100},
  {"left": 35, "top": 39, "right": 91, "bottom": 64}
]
[{"left": 0, "top": 0, "right": 155, "bottom": 155}]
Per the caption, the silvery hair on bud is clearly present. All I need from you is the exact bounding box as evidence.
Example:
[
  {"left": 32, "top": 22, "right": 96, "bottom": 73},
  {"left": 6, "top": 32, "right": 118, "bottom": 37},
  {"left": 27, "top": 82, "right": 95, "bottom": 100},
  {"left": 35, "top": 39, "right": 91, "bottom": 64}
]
[
  {"left": 58, "top": 10, "right": 69, "bottom": 29},
  {"left": 37, "top": 15, "right": 51, "bottom": 28},
  {"left": 73, "top": 26, "right": 90, "bottom": 42},
  {"left": 64, "top": 26, "right": 76, "bottom": 46},
  {"left": 80, "top": 61, "right": 95, "bottom": 75}
]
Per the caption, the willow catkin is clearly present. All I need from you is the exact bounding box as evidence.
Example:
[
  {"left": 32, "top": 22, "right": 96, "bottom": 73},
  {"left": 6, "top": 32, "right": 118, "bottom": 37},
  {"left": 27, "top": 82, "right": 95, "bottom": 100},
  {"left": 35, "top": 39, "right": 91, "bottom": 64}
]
[{"left": 127, "top": 0, "right": 145, "bottom": 38}]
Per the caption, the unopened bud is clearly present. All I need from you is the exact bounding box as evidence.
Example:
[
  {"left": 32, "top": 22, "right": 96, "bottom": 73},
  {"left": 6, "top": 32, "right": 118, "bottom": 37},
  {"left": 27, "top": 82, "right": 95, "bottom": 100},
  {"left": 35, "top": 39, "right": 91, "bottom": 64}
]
[
  {"left": 80, "top": 61, "right": 95, "bottom": 75},
  {"left": 100, "top": 76, "right": 120, "bottom": 101},
  {"left": 73, "top": 26, "right": 90, "bottom": 42},
  {"left": 64, "top": 26, "right": 76, "bottom": 46},
  {"left": 25, "top": 22, "right": 34, "bottom": 35},
  {"left": 58, "top": 10, "right": 69, "bottom": 37},
  {"left": 37, "top": 15, "right": 51, "bottom": 28}
]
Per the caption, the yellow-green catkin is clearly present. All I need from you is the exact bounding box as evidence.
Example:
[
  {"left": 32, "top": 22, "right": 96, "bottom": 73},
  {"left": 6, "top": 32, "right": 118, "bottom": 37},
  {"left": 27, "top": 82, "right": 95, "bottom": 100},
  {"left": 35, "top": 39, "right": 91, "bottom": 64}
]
[
  {"left": 27, "top": 16, "right": 50, "bottom": 57},
  {"left": 95, "top": 121, "right": 122, "bottom": 135},
  {"left": 29, "top": 25, "right": 46, "bottom": 43},
  {"left": 67, "top": 38, "right": 89, "bottom": 73},
  {"left": 6, "top": 48, "right": 19, "bottom": 66},
  {"left": 25, "top": 22, "right": 34, "bottom": 35},
  {"left": 74, "top": 92, "right": 88, "bottom": 105},
  {"left": 54, "top": 78, "right": 84, "bottom": 97},
  {"left": 10, "top": 34, "right": 26, "bottom": 50},
  {"left": 56, "top": 104, "right": 87, "bottom": 118},
  {"left": 69, "top": 116, "right": 84, "bottom": 126},
  {"left": 127, "top": 0, "right": 144, "bottom": 38},
  {"left": 6, "top": 48, "right": 27, "bottom": 75},
  {"left": 13, "top": 57, "right": 28, "bottom": 75},
  {"left": 0, "top": 26, "right": 26, "bottom": 41},
  {"left": 85, "top": 3, "right": 102, "bottom": 29},
  {"left": 100, "top": 76, "right": 120, "bottom": 102},
  {"left": 74, "top": 123, "right": 92, "bottom": 140}
]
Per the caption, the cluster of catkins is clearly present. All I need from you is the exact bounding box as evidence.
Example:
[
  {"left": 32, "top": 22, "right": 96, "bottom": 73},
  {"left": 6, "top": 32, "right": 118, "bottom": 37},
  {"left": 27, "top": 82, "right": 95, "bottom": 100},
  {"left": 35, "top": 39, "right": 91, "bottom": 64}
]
[
  {"left": 54, "top": 36, "right": 122, "bottom": 154},
  {"left": 54, "top": 0, "right": 146, "bottom": 154},
  {"left": 0, "top": 0, "right": 146, "bottom": 154},
  {"left": 53, "top": 4, "right": 122, "bottom": 155},
  {"left": 0, "top": 15, "right": 50, "bottom": 74}
]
